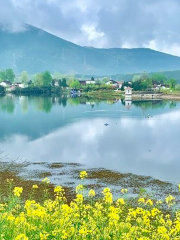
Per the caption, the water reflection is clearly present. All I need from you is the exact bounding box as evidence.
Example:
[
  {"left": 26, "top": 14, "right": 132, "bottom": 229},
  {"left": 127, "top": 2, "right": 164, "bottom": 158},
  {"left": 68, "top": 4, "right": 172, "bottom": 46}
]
[
  {"left": 0, "top": 95, "right": 180, "bottom": 184},
  {"left": 0, "top": 95, "right": 175, "bottom": 114}
]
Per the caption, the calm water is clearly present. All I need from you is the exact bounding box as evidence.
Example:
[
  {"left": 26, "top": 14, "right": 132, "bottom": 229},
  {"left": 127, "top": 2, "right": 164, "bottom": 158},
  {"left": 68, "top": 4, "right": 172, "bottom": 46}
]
[{"left": 0, "top": 94, "right": 180, "bottom": 188}]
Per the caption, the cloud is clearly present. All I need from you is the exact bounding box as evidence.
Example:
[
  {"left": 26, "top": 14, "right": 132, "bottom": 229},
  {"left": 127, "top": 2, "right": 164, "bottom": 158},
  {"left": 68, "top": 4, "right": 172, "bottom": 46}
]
[
  {"left": 0, "top": 0, "right": 180, "bottom": 55},
  {"left": 1, "top": 110, "right": 180, "bottom": 183}
]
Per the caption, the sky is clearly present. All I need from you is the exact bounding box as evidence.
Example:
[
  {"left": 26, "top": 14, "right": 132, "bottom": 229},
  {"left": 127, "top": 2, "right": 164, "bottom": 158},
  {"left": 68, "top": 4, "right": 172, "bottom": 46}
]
[{"left": 0, "top": 0, "right": 180, "bottom": 56}]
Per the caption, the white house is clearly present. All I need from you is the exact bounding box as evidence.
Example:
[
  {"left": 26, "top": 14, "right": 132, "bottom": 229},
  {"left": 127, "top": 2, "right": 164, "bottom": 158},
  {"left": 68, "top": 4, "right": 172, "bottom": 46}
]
[
  {"left": 54, "top": 81, "right": 59, "bottom": 87},
  {"left": 106, "top": 80, "right": 118, "bottom": 87},
  {"left": 161, "top": 85, "right": 170, "bottom": 90},
  {"left": 79, "top": 79, "right": 95, "bottom": 86},
  {"left": 86, "top": 80, "right": 95, "bottom": 84},
  {"left": 125, "top": 86, "right": 132, "bottom": 95},
  {"left": 13, "top": 82, "right": 28, "bottom": 88},
  {"left": 0, "top": 81, "right": 12, "bottom": 87}
]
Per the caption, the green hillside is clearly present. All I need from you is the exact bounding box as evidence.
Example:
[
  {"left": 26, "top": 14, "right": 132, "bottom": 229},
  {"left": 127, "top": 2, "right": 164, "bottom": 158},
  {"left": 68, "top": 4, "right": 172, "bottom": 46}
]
[
  {"left": 111, "top": 70, "right": 180, "bottom": 83},
  {"left": 1, "top": 25, "right": 180, "bottom": 75}
]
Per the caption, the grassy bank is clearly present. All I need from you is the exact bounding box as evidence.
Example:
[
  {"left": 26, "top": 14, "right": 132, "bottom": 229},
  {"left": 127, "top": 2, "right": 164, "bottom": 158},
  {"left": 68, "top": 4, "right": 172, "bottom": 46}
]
[
  {"left": 82, "top": 90, "right": 123, "bottom": 100},
  {"left": 0, "top": 171, "right": 180, "bottom": 240}
]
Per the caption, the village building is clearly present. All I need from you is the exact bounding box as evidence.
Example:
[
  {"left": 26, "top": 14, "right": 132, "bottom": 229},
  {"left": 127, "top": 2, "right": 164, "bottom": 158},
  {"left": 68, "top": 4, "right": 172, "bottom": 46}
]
[
  {"left": 117, "top": 81, "right": 124, "bottom": 89},
  {"left": 153, "top": 83, "right": 170, "bottom": 91},
  {"left": 79, "top": 80, "right": 86, "bottom": 86},
  {"left": 79, "top": 78, "right": 95, "bottom": 86},
  {"left": 0, "top": 81, "right": 12, "bottom": 87},
  {"left": 13, "top": 82, "right": 27, "bottom": 88},
  {"left": 106, "top": 80, "right": 119, "bottom": 88},
  {"left": 125, "top": 86, "right": 133, "bottom": 95},
  {"left": 54, "top": 81, "right": 59, "bottom": 87}
]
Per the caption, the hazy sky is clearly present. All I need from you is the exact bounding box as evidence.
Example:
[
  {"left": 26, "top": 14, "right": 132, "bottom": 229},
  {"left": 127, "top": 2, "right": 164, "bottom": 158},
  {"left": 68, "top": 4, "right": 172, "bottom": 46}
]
[{"left": 0, "top": 0, "right": 180, "bottom": 56}]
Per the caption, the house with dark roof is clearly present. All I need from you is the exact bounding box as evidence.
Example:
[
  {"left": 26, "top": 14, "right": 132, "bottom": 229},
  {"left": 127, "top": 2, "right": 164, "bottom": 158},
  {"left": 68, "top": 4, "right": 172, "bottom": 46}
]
[{"left": 0, "top": 81, "right": 12, "bottom": 87}]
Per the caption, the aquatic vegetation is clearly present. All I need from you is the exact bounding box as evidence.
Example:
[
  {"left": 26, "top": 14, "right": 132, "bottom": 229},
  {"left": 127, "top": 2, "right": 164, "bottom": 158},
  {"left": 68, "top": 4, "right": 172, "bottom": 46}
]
[{"left": 0, "top": 171, "right": 180, "bottom": 239}]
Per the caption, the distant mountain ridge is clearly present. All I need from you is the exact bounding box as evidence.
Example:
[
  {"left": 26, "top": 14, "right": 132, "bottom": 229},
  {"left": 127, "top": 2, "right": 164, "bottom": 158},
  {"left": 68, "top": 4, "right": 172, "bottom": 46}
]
[{"left": 1, "top": 24, "right": 180, "bottom": 75}]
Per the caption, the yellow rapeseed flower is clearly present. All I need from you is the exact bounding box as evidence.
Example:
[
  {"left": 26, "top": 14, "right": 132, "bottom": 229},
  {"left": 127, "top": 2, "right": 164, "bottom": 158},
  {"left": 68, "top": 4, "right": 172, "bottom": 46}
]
[
  {"left": 32, "top": 184, "right": 38, "bottom": 189},
  {"left": 121, "top": 188, "right": 128, "bottom": 194},
  {"left": 138, "top": 198, "right": 145, "bottom": 204},
  {"left": 165, "top": 195, "right": 175, "bottom": 207},
  {"left": 88, "top": 189, "right": 96, "bottom": 197},
  {"left": 79, "top": 171, "right": 88, "bottom": 179},
  {"left": 15, "top": 234, "right": 28, "bottom": 240},
  {"left": 7, "top": 178, "right": 14, "bottom": 183},
  {"left": 116, "top": 198, "right": 125, "bottom": 205},
  {"left": 42, "top": 177, "right": 50, "bottom": 184},
  {"left": 2, "top": 173, "right": 180, "bottom": 240},
  {"left": 13, "top": 187, "right": 23, "bottom": 197},
  {"left": 146, "top": 199, "right": 153, "bottom": 206},
  {"left": 54, "top": 185, "right": 63, "bottom": 193},
  {"left": 76, "top": 184, "right": 84, "bottom": 193}
]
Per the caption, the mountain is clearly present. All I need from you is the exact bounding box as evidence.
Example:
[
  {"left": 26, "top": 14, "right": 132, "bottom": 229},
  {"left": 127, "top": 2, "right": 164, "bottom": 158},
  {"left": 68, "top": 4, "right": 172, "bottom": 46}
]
[{"left": 1, "top": 25, "right": 180, "bottom": 75}]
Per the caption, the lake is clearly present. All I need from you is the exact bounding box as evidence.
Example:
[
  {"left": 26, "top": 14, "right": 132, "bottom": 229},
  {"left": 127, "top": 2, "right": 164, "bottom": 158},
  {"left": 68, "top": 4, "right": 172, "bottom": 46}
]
[{"left": 0, "top": 94, "right": 180, "bottom": 198}]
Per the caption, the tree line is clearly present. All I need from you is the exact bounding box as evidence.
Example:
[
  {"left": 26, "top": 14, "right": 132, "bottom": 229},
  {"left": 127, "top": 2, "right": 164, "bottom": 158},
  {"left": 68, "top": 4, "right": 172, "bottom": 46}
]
[
  {"left": 0, "top": 69, "right": 180, "bottom": 92},
  {"left": 121, "top": 73, "right": 178, "bottom": 91}
]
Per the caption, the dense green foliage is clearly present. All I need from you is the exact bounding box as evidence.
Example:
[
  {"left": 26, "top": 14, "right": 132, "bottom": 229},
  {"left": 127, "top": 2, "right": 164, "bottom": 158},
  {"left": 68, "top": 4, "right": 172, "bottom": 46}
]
[
  {"left": 0, "top": 86, "right": 5, "bottom": 95},
  {"left": 120, "top": 73, "right": 177, "bottom": 91},
  {"left": 113, "top": 70, "right": 180, "bottom": 84},
  {"left": 0, "top": 69, "right": 15, "bottom": 82},
  {"left": 12, "top": 86, "right": 55, "bottom": 95}
]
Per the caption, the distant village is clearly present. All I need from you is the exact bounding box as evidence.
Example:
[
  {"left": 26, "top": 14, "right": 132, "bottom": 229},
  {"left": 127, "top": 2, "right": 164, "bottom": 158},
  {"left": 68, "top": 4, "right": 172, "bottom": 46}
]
[
  {"left": 0, "top": 68, "right": 178, "bottom": 97},
  {"left": 0, "top": 77, "right": 171, "bottom": 92}
]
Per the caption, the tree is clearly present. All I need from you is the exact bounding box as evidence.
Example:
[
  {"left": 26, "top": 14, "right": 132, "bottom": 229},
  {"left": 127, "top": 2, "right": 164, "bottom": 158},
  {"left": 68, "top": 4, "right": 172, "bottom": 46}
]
[
  {"left": 69, "top": 80, "right": 80, "bottom": 88},
  {"left": 102, "top": 77, "right": 110, "bottom": 83},
  {"left": 5, "top": 69, "right": 15, "bottom": 82},
  {"left": 132, "top": 75, "right": 142, "bottom": 82},
  {"left": 95, "top": 79, "right": 101, "bottom": 85},
  {"left": 61, "top": 78, "right": 67, "bottom": 87},
  {"left": 53, "top": 72, "right": 62, "bottom": 80},
  {"left": 20, "top": 71, "right": 29, "bottom": 84},
  {"left": 175, "top": 84, "right": 180, "bottom": 91},
  {"left": 28, "top": 80, "right": 33, "bottom": 86},
  {"left": 0, "top": 86, "right": 5, "bottom": 95},
  {"left": 150, "top": 73, "right": 166, "bottom": 84},
  {"left": 58, "top": 79, "right": 62, "bottom": 87},
  {"left": 0, "top": 69, "right": 15, "bottom": 82},
  {"left": 42, "top": 71, "right": 52, "bottom": 86},
  {"left": 51, "top": 79, "right": 55, "bottom": 86},
  {"left": 33, "top": 73, "right": 43, "bottom": 86},
  {"left": 168, "top": 78, "right": 177, "bottom": 89},
  {"left": 0, "top": 70, "right": 6, "bottom": 81}
]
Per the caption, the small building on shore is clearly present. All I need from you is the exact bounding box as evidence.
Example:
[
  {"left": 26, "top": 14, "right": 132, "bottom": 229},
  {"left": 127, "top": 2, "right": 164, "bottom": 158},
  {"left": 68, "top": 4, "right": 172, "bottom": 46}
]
[{"left": 125, "top": 86, "right": 132, "bottom": 95}]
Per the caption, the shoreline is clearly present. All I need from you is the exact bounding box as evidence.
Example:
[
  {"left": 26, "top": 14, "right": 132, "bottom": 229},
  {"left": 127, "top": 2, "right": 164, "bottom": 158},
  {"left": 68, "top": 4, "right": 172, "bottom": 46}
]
[{"left": 2, "top": 89, "right": 180, "bottom": 101}]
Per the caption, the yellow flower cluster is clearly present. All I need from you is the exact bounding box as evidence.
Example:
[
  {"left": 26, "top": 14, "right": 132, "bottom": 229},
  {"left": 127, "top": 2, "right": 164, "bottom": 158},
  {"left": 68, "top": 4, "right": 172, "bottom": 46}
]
[
  {"left": 79, "top": 170, "right": 88, "bottom": 180},
  {"left": 13, "top": 187, "right": 23, "bottom": 197},
  {"left": 1, "top": 176, "right": 180, "bottom": 240}
]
